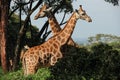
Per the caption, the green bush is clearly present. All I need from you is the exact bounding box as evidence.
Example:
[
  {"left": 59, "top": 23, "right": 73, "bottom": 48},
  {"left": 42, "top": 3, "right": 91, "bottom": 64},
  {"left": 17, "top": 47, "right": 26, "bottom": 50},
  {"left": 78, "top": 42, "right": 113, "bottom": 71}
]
[
  {"left": 0, "top": 43, "right": 120, "bottom": 80},
  {"left": 48, "top": 43, "right": 120, "bottom": 80},
  {"left": 0, "top": 68, "right": 51, "bottom": 80}
]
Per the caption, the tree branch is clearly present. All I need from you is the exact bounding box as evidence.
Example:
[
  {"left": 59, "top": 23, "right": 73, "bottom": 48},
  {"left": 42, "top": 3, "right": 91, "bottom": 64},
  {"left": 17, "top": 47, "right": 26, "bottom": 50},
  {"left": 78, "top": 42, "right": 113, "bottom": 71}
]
[
  {"left": 8, "top": 6, "right": 19, "bottom": 19},
  {"left": 60, "top": 12, "right": 66, "bottom": 25},
  {"left": 60, "top": 21, "right": 67, "bottom": 25},
  {"left": 53, "top": 0, "right": 64, "bottom": 14},
  {"left": 37, "top": 21, "right": 49, "bottom": 38},
  {"left": 29, "top": 0, "right": 33, "bottom": 11}
]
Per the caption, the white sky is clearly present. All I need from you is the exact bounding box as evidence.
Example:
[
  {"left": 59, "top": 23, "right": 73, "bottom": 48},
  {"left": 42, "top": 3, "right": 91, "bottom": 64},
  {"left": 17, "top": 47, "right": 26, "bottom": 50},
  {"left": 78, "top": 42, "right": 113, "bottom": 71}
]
[{"left": 29, "top": 0, "right": 120, "bottom": 41}]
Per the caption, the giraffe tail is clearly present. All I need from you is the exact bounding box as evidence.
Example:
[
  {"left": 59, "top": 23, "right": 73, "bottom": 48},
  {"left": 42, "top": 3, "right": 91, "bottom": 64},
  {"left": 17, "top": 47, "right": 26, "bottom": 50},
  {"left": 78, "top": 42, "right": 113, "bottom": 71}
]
[{"left": 22, "top": 56, "right": 27, "bottom": 76}]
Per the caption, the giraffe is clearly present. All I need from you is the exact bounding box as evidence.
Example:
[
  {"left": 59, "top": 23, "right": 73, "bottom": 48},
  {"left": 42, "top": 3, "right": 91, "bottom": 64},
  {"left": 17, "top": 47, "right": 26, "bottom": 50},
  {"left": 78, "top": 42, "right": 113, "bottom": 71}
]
[
  {"left": 34, "top": 3, "right": 79, "bottom": 48},
  {"left": 22, "top": 5, "right": 92, "bottom": 75}
]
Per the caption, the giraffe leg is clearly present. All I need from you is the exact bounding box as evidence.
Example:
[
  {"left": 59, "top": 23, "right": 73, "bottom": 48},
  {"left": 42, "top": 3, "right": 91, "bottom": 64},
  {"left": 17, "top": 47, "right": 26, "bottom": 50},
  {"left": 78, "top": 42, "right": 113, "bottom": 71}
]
[
  {"left": 25, "top": 65, "right": 37, "bottom": 75},
  {"left": 23, "top": 58, "right": 37, "bottom": 76},
  {"left": 50, "top": 56, "right": 57, "bottom": 66},
  {"left": 22, "top": 57, "right": 27, "bottom": 76}
]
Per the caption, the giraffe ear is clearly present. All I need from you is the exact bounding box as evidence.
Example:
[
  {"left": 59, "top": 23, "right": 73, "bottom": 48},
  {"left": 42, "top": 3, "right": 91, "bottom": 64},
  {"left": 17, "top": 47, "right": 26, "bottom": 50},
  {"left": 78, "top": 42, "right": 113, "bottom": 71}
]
[
  {"left": 24, "top": 45, "right": 30, "bottom": 49},
  {"left": 75, "top": 9, "right": 78, "bottom": 13},
  {"left": 46, "top": 7, "right": 52, "bottom": 12},
  {"left": 43, "top": 7, "right": 52, "bottom": 14}
]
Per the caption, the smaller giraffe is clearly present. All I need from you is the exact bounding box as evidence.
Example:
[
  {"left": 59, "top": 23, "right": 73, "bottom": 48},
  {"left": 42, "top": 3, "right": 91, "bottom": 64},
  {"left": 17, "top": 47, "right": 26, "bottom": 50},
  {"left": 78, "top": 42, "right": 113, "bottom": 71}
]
[{"left": 22, "top": 5, "right": 92, "bottom": 76}]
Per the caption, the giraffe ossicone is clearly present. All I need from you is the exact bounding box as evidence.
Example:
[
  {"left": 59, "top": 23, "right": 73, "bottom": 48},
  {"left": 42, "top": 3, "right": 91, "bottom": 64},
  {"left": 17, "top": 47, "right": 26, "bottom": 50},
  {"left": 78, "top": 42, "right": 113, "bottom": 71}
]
[{"left": 22, "top": 5, "right": 92, "bottom": 76}]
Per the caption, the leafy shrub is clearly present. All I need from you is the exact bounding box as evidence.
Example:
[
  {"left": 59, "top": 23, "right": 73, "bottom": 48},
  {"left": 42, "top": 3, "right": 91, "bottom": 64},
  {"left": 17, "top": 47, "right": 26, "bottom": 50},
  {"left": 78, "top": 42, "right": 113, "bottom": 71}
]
[
  {"left": 47, "top": 43, "right": 120, "bottom": 80},
  {"left": 0, "top": 68, "right": 51, "bottom": 80},
  {"left": 0, "top": 43, "right": 120, "bottom": 80}
]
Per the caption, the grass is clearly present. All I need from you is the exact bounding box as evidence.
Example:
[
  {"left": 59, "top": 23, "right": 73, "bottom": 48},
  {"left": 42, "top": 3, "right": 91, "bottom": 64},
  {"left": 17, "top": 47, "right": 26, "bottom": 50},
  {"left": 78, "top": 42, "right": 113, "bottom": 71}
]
[{"left": 0, "top": 67, "right": 51, "bottom": 80}]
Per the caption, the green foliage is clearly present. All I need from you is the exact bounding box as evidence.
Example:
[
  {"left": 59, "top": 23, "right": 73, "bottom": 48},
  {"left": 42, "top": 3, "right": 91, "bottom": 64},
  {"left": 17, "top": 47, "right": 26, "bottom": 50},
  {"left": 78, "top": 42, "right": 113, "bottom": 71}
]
[
  {"left": 48, "top": 43, "right": 120, "bottom": 80},
  {"left": 8, "top": 13, "right": 39, "bottom": 47},
  {"left": 109, "top": 41, "right": 120, "bottom": 51},
  {"left": 105, "top": 0, "right": 119, "bottom": 5},
  {"left": 0, "top": 42, "right": 120, "bottom": 80},
  {"left": 48, "top": 47, "right": 90, "bottom": 80},
  {"left": 88, "top": 34, "right": 120, "bottom": 44},
  {"left": 89, "top": 43, "right": 120, "bottom": 79},
  {"left": 0, "top": 68, "right": 51, "bottom": 80},
  {"left": 43, "top": 0, "right": 74, "bottom": 13}
]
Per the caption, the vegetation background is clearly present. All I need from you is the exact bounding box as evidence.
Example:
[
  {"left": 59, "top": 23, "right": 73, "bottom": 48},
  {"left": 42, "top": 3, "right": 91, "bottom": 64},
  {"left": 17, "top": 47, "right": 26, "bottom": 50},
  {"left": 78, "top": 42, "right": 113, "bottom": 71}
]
[{"left": 0, "top": 0, "right": 120, "bottom": 80}]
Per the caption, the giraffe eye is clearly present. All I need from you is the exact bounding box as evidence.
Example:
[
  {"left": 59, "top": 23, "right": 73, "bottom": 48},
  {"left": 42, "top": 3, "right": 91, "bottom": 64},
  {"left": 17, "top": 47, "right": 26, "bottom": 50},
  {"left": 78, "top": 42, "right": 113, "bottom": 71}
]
[{"left": 81, "top": 12, "right": 85, "bottom": 15}]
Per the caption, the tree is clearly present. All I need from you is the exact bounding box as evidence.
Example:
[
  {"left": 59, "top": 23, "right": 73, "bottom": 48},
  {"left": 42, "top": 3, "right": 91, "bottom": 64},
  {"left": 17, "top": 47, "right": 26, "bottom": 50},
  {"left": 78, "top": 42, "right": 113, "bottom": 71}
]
[
  {"left": 88, "top": 34, "right": 120, "bottom": 44},
  {"left": 104, "top": 0, "right": 119, "bottom": 5},
  {"left": 0, "top": 0, "right": 11, "bottom": 73}
]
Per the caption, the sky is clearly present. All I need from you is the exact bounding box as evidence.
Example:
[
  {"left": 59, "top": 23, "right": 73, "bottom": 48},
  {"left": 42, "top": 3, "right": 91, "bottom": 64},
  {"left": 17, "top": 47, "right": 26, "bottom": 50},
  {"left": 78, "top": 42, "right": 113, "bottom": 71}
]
[{"left": 29, "top": 0, "right": 120, "bottom": 42}]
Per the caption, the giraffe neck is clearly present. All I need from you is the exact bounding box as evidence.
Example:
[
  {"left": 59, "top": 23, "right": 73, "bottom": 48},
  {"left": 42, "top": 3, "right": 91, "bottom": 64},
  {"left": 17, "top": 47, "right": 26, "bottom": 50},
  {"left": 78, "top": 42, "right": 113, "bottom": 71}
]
[
  {"left": 56, "top": 12, "right": 78, "bottom": 46},
  {"left": 48, "top": 14, "right": 61, "bottom": 35}
]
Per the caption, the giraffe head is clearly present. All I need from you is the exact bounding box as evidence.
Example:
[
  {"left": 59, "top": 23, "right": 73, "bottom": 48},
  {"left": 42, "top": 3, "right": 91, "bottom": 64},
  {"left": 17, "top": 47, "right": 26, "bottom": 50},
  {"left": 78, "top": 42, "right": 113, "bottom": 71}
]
[
  {"left": 75, "top": 5, "right": 92, "bottom": 22},
  {"left": 34, "top": 3, "right": 52, "bottom": 20}
]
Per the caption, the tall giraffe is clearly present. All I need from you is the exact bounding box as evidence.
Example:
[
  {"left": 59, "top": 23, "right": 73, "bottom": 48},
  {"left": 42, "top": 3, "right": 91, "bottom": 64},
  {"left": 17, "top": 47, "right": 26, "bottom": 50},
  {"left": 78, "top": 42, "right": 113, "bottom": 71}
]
[
  {"left": 22, "top": 5, "right": 92, "bottom": 75},
  {"left": 34, "top": 3, "right": 79, "bottom": 54}
]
